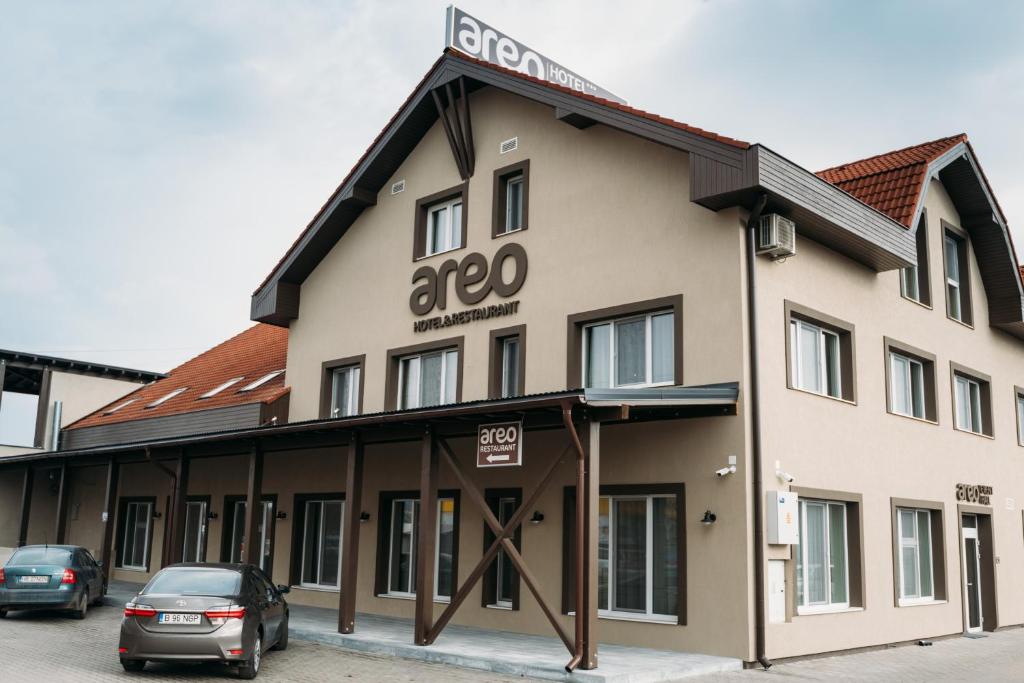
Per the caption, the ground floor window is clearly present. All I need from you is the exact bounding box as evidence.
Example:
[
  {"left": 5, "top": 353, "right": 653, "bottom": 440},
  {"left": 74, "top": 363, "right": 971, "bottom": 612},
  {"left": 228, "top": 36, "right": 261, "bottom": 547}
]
[
  {"left": 897, "top": 507, "right": 934, "bottom": 602},
  {"left": 117, "top": 499, "right": 154, "bottom": 570},
  {"left": 796, "top": 499, "right": 849, "bottom": 612},
  {"left": 376, "top": 491, "right": 459, "bottom": 601},
  {"left": 483, "top": 489, "right": 522, "bottom": 609},
  {"left": 301, "top": 499, "right": 344, "bottom": 588},
  {"left": 182, "top": 498, "right": 209, "bottom": 563},
  {"left": 223, "top": 496, "right": 275, "bottom": 575}
]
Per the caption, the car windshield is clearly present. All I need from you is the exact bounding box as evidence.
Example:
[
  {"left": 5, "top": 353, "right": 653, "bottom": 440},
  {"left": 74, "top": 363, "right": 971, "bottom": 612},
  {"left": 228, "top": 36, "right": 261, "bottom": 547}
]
[
  {"left": 144, "top": 569, "right": 242, "bottom": 597},
  {"left": 8, "top": 548, "right": 72, "bottom": 566}
]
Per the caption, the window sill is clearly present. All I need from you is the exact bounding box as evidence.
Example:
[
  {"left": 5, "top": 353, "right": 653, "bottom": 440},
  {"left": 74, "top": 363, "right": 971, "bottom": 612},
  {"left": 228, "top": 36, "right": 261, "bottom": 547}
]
[
  {"left": 952, "top": 426, "right": 994, "bottom": 440},
  {"left": 796, "top": 606, "right": 863, "bottom": 617},
  {"left": 486, "top": 603, "right": 513, "bottom": 611},
  {"left": 787, "top": 385, "right": 856, "bottom": 406},
  {"left": 494, "top": 227, "right": 524, "bottom": 239},
  {"left": 900, "top": 295, "right": 933, "bottom": 311},
  {"left": 294, "top": 585, "right": 340, "bottom": 594},
  {"left": 568, "top": 610, "right": 677, "bottom": 625},
  {"left": 898, "top": 598, "right": 947, "bottom": 608},
  {"left": 117, "top": 567, "right": 149, "bottom": 573},
  {"left": 886, "top": 410, "right": 938, "bottom": 426},
  {"left": 414, "top": 245, "right": 466, "bottom": 262},
  {"left": 945, "top": 315, "right": 975, "bottom": 330},
  {"left": 377, "top": 592, "right": 451, "bottom": 605}
]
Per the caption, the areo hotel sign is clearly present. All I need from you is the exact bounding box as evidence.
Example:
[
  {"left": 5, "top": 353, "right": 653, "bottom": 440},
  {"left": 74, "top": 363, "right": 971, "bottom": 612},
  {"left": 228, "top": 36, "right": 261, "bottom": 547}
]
[{"left": 445, "top": 6, "right": 625, "bottom": 104}]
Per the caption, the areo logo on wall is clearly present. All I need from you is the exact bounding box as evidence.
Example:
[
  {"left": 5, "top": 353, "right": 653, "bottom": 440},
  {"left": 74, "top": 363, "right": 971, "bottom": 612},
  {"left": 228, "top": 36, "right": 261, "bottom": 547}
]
[{"left": 445, "top": 6, "right": 626, "bottom": 105}]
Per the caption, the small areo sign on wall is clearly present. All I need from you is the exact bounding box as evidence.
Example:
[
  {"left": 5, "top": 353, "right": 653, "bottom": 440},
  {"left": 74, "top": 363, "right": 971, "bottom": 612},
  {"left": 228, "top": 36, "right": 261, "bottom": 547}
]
[{"left": 476, "top": 421, "right": 523, "bottom": 467}]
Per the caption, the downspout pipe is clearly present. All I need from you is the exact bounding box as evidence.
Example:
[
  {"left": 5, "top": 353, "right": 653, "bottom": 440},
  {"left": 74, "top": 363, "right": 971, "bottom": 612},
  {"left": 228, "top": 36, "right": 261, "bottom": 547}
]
[{"left": 746, "top": 193, "right": 772, "bottom": 670}]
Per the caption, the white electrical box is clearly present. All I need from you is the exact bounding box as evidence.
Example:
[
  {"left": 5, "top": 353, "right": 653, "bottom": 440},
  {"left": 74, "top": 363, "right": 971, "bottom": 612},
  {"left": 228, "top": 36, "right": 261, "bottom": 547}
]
[{"left": 767, "top": 490, "right": 799, "bottom": 545}]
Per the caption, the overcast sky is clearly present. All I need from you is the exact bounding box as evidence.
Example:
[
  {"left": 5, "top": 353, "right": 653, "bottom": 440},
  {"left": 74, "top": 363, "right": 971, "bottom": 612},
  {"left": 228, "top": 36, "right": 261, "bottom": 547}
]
[{"left": 1, "top": 0, "right": 1022, "bottom": 377}]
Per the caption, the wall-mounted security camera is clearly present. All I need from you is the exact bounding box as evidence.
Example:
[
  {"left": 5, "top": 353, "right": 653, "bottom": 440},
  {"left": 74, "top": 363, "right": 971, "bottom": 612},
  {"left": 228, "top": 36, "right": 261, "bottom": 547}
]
[
  {"left": 716, "top": 455, "right": 738, "bottom": 478},
  {"left": 776, "top": 469, "right": 795, "bottom": 483}
]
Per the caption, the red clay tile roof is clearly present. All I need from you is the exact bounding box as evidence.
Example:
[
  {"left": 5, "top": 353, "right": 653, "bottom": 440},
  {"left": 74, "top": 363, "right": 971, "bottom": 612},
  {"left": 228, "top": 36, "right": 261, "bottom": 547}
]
[
  {"left": 254, "top": 49, "right": 749, "bottom": 295},
  {"left": 816, "top": 134, "right": 967, "bottom": 227},
  {"left": 65, "top": 324, "right": 288, "bottom": 430}
]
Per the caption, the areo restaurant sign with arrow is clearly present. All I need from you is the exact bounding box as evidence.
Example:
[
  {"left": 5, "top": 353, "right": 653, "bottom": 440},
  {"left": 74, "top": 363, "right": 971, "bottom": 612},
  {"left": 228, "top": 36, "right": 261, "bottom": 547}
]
[
  {"left": 445, "top": 6, "right": 626, "bottom": 105},
  {"left": 476, "top": 421, "right": 523, "bottom": 468}
]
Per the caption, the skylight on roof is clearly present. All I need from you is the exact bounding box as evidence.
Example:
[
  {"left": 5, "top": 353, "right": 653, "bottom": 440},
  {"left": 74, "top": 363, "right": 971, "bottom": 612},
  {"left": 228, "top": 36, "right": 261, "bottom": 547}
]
[
  {"left": 104, "top": 399, "right": 136, "bottom": 415},
  {"left": 200, "top": 377, "right": 245, "bottom": 399},
  {"left": 239, "top": 370, "right": 284, "bottom": 393},
  {"left": 146, "top": 386, "right": 188, "bottom": 408}
]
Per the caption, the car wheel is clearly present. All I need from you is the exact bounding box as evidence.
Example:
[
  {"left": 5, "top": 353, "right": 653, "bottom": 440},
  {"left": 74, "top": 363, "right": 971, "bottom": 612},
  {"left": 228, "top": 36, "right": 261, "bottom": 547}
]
[
  {"left": 272, "top": 615, "right": 288, "bottom": 651},
  {"left": 0, "top": 607, "right": 8, "bottom": 619},
  {"left": 237, "top": 632, "right": 262, "bottom": 680},
  {"left": 72, "top": 593, "right": 88, "bottom": 620},
  {"left": 120, "top": 658, "right": 146, "bottom": 672}
]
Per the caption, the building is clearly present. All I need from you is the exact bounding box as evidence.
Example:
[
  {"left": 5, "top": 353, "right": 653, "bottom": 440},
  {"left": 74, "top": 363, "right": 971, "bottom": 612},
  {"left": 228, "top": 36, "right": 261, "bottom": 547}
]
[{"left": 1, "top": 44, "right": 1022, "bottom": 670}]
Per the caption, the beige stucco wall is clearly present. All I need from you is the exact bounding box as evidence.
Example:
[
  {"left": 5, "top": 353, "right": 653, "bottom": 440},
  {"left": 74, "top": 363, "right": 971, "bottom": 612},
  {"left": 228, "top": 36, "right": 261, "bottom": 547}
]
[
  {"left": 45, "top": 372, "right": 144, "bottom": 450},
  {"left": 759, "top": 178, "right": 1024, "bottom": 659}
]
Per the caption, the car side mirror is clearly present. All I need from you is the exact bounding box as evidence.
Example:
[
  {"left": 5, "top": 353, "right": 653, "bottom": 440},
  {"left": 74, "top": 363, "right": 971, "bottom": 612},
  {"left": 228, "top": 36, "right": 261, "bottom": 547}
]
[{"left": 276, "top": 584, "right": 290, "bottom": 594}]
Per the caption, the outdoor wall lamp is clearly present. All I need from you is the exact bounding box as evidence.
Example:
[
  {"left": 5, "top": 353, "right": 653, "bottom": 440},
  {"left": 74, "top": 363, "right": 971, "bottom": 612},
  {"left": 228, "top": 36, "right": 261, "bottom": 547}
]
[
  {"left": 207, "top": 511, "right": 218, "bottom": 520},
  {"left": 529, "top": 511, "right": 545, "bottom": 524},
  {"left": 700, "top": 510, "right": 717, "bottom": 525},
  {"left": 276, "top": 511, "right": 287, "bottom": 520},
  {"left": 359, "top": 511, "right": 371, "bottom": 522},
  {"left": 152, "top": 510, "right": 162, "bottom": 519}
]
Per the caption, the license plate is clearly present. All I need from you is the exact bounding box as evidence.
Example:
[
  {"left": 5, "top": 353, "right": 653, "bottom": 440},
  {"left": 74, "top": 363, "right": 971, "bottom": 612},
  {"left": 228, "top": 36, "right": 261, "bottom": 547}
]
[
  {"left": 158, "top": 613, "right": 202, "bottom": 625},
  {"left": 19, "top": 576, "right": 49, "bottom": 584}
]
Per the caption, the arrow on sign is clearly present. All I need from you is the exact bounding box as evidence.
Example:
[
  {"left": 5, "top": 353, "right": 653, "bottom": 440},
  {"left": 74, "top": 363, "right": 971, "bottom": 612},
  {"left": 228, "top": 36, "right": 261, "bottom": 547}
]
[{"left": 486, "top": 453, "right": 510, "bottom": 463}]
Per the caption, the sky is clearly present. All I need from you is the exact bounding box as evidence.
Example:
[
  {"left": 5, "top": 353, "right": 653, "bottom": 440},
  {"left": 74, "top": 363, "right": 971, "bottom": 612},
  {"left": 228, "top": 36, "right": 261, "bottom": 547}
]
[{"left": 0, "top": 1, "right": 1022, "bottom": 376}]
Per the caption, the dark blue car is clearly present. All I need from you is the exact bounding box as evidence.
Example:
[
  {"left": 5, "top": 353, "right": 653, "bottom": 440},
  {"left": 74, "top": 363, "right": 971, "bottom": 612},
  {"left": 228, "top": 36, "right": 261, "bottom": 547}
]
[{"left": 0, "top": 545, "right": 106, "bottom": 619}]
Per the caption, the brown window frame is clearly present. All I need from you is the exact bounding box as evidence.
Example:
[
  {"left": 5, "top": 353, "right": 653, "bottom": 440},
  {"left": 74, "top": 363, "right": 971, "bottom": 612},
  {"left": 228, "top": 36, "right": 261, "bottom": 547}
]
[
  {"left": 413, "top": 183, "right": 468, "bottom": 261},
  {"left": 492, "top": 160, "right": 530, "bottom": 238},
  {"left": 566, "top": 295, "right": 684, "bottom": 389},
  {"left": 482, "top": 487, "right": 522, "bottom": 610},
  {"left": 373, "top": 489, "right": 461, "bottom": 599},
  {"left": 487, "top": 325, "right": 526, "bottom": 399},
  {"left": 1014, "top": 386, "right": 1024, "bottom": 447},
  {"left": 319, "top": 355, "right": 366, "bottom": 419},
  {"left": 883, "top": 337, "right": 938, "bottom": 423},
  {"left": 949, "top": 361, "right": 993, "bottom": 438},
  {"left": 889, "top": 498, "right": 947, "bottom": 606},
  {"left": 785, "top": 300, "right": 857, "bottom": 403},
  {"left": 288, "top": 491, "right": 346, "bottom": 588},
  {"left": 383, "top": 336, "right": 464, "bottom": 411},
  {"left": 941, "top": 221, "right": 973, "bottom": 327},
  {"left": 561, "top": 483, "right": 687, "bottom": 624},
  {"left": 114, "top": 495, "right": 158, "bottom": 572}
]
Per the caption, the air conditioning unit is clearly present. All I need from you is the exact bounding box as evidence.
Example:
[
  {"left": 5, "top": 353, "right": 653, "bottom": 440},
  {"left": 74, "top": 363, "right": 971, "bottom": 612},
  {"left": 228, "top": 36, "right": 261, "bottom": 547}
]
[{"left": 757, "top": 214, "right": 796, "bottom": 258}]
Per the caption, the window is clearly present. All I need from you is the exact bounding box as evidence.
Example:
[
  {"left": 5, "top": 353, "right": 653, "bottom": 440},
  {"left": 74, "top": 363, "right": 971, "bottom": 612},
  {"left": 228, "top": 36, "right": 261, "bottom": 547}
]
[
  {"left": 796, "top": 499, "right": 850, "bottom": 613},
  {"left": 951, "top": 364, "right": 992, "bottom": 436},
  {"left": 897, "top": 508, "right": 934, "bottom": 603},
  {"left": 900, "top": 213, "right": 931, "bottom": 305},
  {"left": 200, "top": 377, "right": 245, "bottom": 399},
  {"left": 563, "top": 484, "right": 684, "bottom": 624},
  {"left": 1016, "top": 390, "right": 1024, "bottom": 446},
  {"left": 584, "top": 311, "right": 674, "bottom": 388},
  {"left": 885, "top": 339, "right": 937, "bottom": 422},
  {"left": 117, "top": 499, "right": 153, "bottom": 570},
  {"left": 182, "top": 498, "right": 209, "bottom": 563},
  {"left": 104, "top": 398, "right": 136, "bottom": 415},
  {"left": 301, "top": 499, "right": 344, "bottom": 589},
  {"left": 488, "top": 326, "right": 526, "bottom": 399},
  {"left": 943, "top": 227, "right": 972, "bottom": 324},
  {"left": 414, "top": 185, "right": 467, "bottom": 260},
  {"left": 786, "top": 303, "right": 856, "bottom": 402},
  {"left": 399, "top": 349, "right": 459, "bottom": 409},
  {"left": 483, "top": 489, "right": 521, "bottom": 609},
  {"left": 223, "top": 497, "right": 275, "bottom": 574},
  {"left": 492, "top": 160, "right": 530, "bottom": 237},
  {"left": 239, "top": 370, "right": 284, "bottom": 392},
  {"left": 146, "top": 387, "right": 188, "bottom": 408},
  {"left": 330, "top": 366, "right": 360, "bottom": 417},
  {"left": 376, "top": 492, "right": 459, "bottom": 601}
]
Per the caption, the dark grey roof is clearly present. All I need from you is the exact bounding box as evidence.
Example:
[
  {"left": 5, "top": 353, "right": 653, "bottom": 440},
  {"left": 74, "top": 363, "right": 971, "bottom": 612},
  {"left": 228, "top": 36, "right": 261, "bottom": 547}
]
[{"left": 0, "top": 349, "right": 164, "bottom": 383}]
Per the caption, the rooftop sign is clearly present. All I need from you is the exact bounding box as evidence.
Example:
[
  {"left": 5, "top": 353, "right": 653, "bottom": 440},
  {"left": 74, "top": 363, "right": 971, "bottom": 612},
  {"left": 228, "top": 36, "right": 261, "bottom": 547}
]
[{"left": 445, "top": 6, "right": 626, "bottom": 105}]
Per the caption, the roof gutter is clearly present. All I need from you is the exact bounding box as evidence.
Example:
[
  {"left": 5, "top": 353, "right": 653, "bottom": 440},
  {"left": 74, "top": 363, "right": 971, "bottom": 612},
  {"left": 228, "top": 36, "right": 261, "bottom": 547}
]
[{"left": 746, "top": 192, "right": 772, "bottom": 670}]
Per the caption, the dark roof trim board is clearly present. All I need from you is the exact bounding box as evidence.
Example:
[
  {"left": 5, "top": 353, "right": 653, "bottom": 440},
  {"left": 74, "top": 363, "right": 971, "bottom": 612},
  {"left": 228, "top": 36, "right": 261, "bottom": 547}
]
[{"left": 0, "top": 349, "right": 163, "bottom": 383}]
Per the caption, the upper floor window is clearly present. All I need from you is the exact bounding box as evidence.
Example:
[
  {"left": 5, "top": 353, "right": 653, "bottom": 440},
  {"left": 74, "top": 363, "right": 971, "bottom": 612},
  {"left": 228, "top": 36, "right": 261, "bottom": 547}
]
[
  {"left": 951, "top": 363, "right": 992, "bottom": 437},
  {"left": 900, "top": 213, "right": 931, "bottom": 306},
  {"left": 330, "top": 365, "right": 360, "bottom": 418},
  {"left": 414, "top": 185, "right": 467, "bottom": 260},
  {"left": 584, "top": 311, "right": 674, "bottom": 389},
  {"left": 885, "top": 338, "right": 937, "bottom": 423},
  {"left": 492, "top": 160, "right": 530, "bottom": 237},
  {"left": 488, "top": 326, "right": 525, "bottom": 400},
  {"left": 399, "top": 348, "right": 459, "bottom": 409},
  {"left": 786, "top": 303, "right": 856, "bottom": 402},
  {"left": 200, "top": 377, "right": 245, "bottom": 399},
  {"left": 239, "top": 370, "right": 284, "bottom": 392},
  {"left": 146, "top": 387, "right": 188, "bottom": 408},
  {"left": 1016, "top": 390, "right": 1024, "bottom": 446},
  {"left": 943, "top": 227, "right": 973, "bottom": 325},
  {"left": 104, "top": 398, "right": 136, "bottom": 415}
]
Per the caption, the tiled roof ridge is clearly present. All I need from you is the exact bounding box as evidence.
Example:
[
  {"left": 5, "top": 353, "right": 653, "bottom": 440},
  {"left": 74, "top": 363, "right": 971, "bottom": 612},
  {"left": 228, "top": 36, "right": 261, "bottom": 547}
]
[{"left": 817, "top": 133, "right": 967, "bottom": 180}]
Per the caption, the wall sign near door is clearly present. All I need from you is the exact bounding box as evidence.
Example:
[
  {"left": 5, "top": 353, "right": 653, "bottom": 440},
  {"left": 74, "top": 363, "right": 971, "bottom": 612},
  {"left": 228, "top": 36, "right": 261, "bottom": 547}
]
[
  {"left": 956, "top": 483, "right": 993, "bottom": 505},
  {"left": 476, "top": 421, "right": 522, "bottom": 467}
]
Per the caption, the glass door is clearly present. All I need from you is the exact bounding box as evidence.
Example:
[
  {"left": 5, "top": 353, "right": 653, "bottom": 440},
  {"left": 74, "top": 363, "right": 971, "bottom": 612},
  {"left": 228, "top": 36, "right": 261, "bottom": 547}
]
[
  {"left": 962, "top": 514, "right": 983, "bottom": 633},
  {"left": 182, "top": 500, "right": 208, "bottom": 562},
  {"left": 230, "top": 500, "right": 274, "bottom": 574}
]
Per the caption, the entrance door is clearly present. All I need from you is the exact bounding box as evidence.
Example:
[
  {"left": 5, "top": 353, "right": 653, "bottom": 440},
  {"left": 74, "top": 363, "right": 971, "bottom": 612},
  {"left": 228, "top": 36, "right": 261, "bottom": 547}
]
[
  {"left": 230, "top": 500, "right": 274, "bottom": 574},
  {"left": 182, "top": 500, "right": 208, "bottom": 563},
  {"left": 962, "top": 514, "right": 983, "bottom": 633}
]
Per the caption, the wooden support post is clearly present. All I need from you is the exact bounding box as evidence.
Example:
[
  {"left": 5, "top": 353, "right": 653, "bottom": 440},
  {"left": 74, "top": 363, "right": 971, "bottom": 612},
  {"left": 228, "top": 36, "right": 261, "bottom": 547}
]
[
  {"left": 339, "top": 432, "right": 364, "bottom": 634},
  {"left": 17, "top": 466, "right": 33, "bottom": 547},
  {"left": 54, "top": 461, "right": 69, "bottom": 544},
  {"left": 414, "top": 427, "right": 438, "bottom": 645},
  {"left": 98, "top": 458, "right": 119, "bottom": 582},
  {"left": 243, "top": 442, "right": 264, "bottom": 566},
  {"left": 580, "top": 418, "right": 600, "bottom": 669},
  {"left": 165, "top": 453, "right": 190, "bottom": 566}
]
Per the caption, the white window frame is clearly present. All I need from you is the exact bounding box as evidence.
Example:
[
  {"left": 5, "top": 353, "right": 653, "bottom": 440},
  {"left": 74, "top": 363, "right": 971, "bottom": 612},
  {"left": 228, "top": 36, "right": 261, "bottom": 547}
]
[
  {"left": 299, "top": 499, "right": 345, "bottom": 590},
  {"left": 104, "top": 398, "right": 136, "bottom": 415},
  {"left": 796, "top": 499, "right": 851, "bottom": 614},
  {"left": 944, "top": 233, "right": 965, "bottom": 322},
  {"left": 385, "top": 497, "right": 455, "bottom": 602},
  {"left": 500, "top": 337, "right": 520, "bottom": 398},
  {"left": 425, "top": 197, "right": 463, "bottom": 257},
  {"left": 490, "top": 497, "right": 517, "bottom": 608},
  {"left": 582, "top": 311, "right": 674, "bottom": 389},
  {"left": 200, "top": 377, "right": 245, "bottom": 399},
  {"left": 330, "top": 366, "right": 361, "bottom": 418},
  {"left": 889, "top": 352, "right": 926, "bottom": 419},
  {"left": 181, "top": 500, "right": 208, "bottom": 563},
  {"left": 897, "top": 507, "right": 935, "bottom": 605},
  {"left": 146, "top": 386, "right": 188, "bottom": 408},
  {"left": 598, "top": 493, "right": 677, "bottom": 623},
  {"left": 503, "top": 174, "right": 524, "bottom": 234},
  {"left": 120, "top": 501, "right": 153, "bottom": 571},
  {"left": 398, "top": 349, "right": 458, "bottom": 409},
  {"left": 900, "top": 264, "right": 920, "bottom": 302},
  {"left": 239, "top": 370, "right": 284, "bottom": 392},
  {"left": 954, "top": 374, "right": 983, "bottom": 434},
  {"left": 789, "top": 319, "right": 842, "bottom": 399},
  {"left": 1016, "top": 392, "right": 1024, "bottom": 446},
  {"left": 230, "top": 500, "right": 273, "bottom": 572}
]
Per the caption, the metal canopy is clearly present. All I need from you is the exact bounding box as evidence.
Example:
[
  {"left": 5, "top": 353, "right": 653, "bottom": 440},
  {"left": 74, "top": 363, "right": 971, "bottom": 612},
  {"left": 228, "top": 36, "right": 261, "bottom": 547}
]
[{"left": 0, "top": 349, "right": 164, "bottom": 385}]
